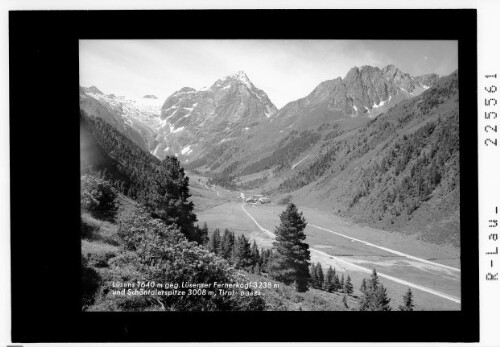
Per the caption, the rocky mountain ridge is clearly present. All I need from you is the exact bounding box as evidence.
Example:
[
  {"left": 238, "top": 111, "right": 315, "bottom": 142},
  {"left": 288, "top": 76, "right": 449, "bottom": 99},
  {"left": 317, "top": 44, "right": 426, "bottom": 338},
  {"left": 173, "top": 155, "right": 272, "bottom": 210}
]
[{"left": 80, "top": 65, "right": 440, "bottom": 164}]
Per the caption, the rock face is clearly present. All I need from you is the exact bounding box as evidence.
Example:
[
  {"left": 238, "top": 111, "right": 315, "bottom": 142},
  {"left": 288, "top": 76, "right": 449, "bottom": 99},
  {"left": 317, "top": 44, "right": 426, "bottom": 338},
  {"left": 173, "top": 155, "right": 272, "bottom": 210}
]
[
  {"left": 80, "top": 71, "right": 277, "bottom": 161},
  {"left": 148, "top": 71, "right": 277, "bottom": 160},
  {"left": 80, "top": 65, "right": 439, "bottom": 163},
  {"left": 274, "top": 65, "right": 439, "bottom": 122},
  {"left": 160, "top": 71, "right": 276, "bottom": 130}
]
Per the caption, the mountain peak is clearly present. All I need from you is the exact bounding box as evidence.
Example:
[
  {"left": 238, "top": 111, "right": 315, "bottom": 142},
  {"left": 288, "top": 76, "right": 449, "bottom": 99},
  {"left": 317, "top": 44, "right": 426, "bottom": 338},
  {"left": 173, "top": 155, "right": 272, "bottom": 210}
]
[
  {"left": 215, "top": 70, "right": 254, "bottom": 89},
  {"left": 82, "top": 85, "right": 104, "bottom": 95},
  {"left": 143, "top": 94, "right": 158, "bottom": 99},
  {"left": 382, "top": 64, "right": 403, "bottom": 78},
  {"left": 231, "top": 70, "right": 250, "bottom": 81}
]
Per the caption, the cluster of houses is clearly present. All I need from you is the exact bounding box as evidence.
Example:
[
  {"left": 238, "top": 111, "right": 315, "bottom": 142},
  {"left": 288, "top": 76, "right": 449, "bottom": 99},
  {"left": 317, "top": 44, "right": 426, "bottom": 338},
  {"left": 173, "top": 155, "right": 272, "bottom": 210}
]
[{"left": 240, "top": 193, "right": 270, "bottom": 204}]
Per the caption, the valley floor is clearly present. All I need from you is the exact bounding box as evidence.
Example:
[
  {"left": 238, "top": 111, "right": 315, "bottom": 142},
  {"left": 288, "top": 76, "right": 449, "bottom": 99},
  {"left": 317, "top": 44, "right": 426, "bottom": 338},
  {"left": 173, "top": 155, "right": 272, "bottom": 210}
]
[{"left": 190, "top": 175, "right": 461, "bottom": 311}]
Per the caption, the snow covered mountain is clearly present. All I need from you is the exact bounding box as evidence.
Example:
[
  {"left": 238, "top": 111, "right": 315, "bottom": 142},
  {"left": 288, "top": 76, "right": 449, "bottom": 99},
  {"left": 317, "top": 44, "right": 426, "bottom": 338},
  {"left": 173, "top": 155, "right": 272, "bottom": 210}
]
[
  {"left": 80, "top": 65, "right": 438, "bottom": 164},
  {"left": 80, "top": 70, "right": 277, "bottom": 161},
  {"left": 150, "top": 71, "right": 278, "bottom": 160},
  {"left": 80, "top": 88, "right": 164, "bottom": 151}
]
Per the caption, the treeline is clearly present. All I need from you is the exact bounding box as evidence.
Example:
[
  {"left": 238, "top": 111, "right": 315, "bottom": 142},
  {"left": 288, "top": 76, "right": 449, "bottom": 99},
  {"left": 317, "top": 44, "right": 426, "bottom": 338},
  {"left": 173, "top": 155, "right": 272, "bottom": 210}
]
[
  {"left": 202, "top": 227, "right": 273, "bottom": 275},
  {"left": 358, "top": 269, "right": 414, "bottom": 311},
  {"left": 310, "top": 262, "right": 353, "bottom": 295}
]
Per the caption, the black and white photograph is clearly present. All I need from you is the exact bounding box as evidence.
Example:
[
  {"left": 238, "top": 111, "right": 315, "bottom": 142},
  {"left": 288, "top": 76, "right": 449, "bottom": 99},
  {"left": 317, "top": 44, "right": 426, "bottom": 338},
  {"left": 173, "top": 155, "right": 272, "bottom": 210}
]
[{"left": 79, "top": 39, "right": 461, "bottom": 312}]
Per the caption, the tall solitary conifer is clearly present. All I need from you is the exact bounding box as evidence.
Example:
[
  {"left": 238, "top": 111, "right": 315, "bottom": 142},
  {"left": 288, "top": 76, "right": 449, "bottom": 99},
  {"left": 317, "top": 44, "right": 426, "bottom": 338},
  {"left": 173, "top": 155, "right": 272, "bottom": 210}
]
[{"left": 268, "top": 203, "right": 311, "bottom": 292}]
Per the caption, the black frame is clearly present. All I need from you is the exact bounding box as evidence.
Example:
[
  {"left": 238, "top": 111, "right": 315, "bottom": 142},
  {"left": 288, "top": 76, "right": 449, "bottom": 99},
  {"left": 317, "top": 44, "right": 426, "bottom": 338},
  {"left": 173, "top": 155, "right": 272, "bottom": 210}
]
[{"left": 9, "top": 9, "right": 478, "bottom": 342}]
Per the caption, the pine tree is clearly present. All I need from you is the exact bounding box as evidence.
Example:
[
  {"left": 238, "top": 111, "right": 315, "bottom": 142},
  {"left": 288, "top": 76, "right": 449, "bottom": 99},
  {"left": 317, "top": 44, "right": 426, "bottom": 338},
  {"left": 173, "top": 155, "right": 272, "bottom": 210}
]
[
  {"left": 234, "top": 235, "right": 253, "bottom": 270},
  {"left": 199, "top": 222, "right": 209, "bottom": 246},
  {"left": 369, "top": 268, "right": 379, "bottom": 291},
  {"left": 340, "top": 273, "right": 345, "bottom": 291},
  {"left": 251, "top": 240, "right": 260, "bottom": 268},
  {"left": 315, "top": 262, "right": 324, "bottom": 288},
  {"left": 142, "top": 155, "right": 198, "bottom": 241},
  {"left": 344, "top": 275, "right": 353, "bottom": 295},
  {"left": 260, "top": 249, "right": 273, "bottom": 272},
  {"left": 373, "top": 285, "right": 392, "bottom": 311},
  {"left": 333, "top": 274, "right": 341, "bottom": 292},
  {"left": 220, "top": 229, "right": 234, "bottom": 259},
  {"left": 310, "top": 264, "right": 318, "bottom": 288},
  {"left": 359, "top": 270, "right": 392, "bottom": 311},
  {"left": 360, "top": 278, "right": 367, "bottom": 294},
  {"left": 268, "top": 203, "right": 311, "bottom": 292},
  {"left": 398, "top": 288, "right": 414, "bottom": 311},
  {"left": 260, "top": 248, "right": 268, "bottom": 271},
  {"left": 324, "top": 266, "right": 335, "bottom": 292},
  {"left": 208, "top": 229, "right": 221, "bottom": 255}
]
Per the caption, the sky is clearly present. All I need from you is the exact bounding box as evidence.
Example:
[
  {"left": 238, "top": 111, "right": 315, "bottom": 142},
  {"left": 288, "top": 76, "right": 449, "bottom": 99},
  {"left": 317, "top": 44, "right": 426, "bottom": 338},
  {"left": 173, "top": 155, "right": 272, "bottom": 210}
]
[{"left": 79, "top": 40, "right": 458, "bottom": 108}]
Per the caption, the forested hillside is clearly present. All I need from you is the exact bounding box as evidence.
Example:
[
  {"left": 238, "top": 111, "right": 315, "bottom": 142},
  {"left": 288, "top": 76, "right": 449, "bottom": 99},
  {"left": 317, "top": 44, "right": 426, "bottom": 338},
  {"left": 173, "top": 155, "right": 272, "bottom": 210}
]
[{"left": 278, "top": 71, "right": 460, "bottom": 245}]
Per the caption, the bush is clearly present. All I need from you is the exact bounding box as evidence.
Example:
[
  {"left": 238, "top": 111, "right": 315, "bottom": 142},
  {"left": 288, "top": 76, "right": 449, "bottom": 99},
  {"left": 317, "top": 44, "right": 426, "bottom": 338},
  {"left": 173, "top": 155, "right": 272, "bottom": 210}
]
[
  {"left": 81, "top": 175, "right": 119, "bottom": 221},
  {"left": 100, "top": 210, "right": 266, "bottom": 311}
]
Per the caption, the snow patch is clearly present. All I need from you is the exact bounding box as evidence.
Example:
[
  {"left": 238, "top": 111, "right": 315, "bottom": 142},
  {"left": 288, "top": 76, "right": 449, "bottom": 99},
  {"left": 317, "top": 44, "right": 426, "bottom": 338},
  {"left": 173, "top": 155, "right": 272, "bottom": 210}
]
[
  {"left": 372, "top": 99, "right": 386, "bottom": 109},
  {"left": 181, "top": 145, "right": 192, "bottom": 155},
  {"left": 170, "top": 126, "right": 184, "bottom": 134}
]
